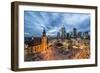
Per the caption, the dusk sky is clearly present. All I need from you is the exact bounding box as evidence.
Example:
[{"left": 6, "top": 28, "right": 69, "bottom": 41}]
[{"left": 24, "top": 11, "right": 90, "bottom": 37}]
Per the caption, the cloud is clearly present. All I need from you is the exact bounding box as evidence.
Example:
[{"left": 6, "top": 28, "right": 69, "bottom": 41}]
[
  {"left": 62, "top": 13, "right": 90, "bottom": 25},
  {"left": 46, "top": 26, "right": 61, "bottom": 36},
  {"left": 24, "top": 11, "right": 90, "bottom": 37}
]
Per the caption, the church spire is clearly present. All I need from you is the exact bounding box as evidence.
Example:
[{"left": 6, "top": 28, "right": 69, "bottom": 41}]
[{"left": 42, "top": 28, "right": 46, "bottom": 36}]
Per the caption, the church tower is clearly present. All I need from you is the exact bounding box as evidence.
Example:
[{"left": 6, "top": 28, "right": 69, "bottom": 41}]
[{"left": 41, "top": 28, "right": 47, "bottom": 51}]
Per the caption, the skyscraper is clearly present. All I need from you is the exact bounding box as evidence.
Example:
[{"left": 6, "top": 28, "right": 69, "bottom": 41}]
[
  {"left": 83, "top": 31, "right": 89, "bottom": 39},
  {"left": 73, "top": 28, "right": 77, "bottom": 38},
  {"left": 66, "top": 33, "right": 70, "bottom": 39},
  {"left": 61, "top": 24, "right": 66, "bottom": 39},
  {"left": 77, "top": 32, "right": 82, "bottom": 38},
  {"left": 57, "top": 32, "right": 60, "bottom": 39}
]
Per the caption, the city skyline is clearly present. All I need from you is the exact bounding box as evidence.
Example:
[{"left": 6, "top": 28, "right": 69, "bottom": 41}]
[{"left": 24, "top": 11, "right": 90, "bottom": 37}]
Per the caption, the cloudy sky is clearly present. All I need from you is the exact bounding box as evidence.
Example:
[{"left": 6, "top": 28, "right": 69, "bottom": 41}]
[{"left": 24, "top": 11, "right": 90, "bottom": 37}]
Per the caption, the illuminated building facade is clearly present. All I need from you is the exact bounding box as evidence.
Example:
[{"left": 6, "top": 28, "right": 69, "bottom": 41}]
[{"left": 32, "top": 29, "right": 47, "bottom": 53}]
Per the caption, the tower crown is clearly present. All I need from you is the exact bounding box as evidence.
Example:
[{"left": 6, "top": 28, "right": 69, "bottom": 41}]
[{"left": 42, "top": 28, "right": 46, "bottom": 36}]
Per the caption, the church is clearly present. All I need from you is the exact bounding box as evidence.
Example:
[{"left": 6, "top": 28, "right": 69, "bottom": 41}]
[{"left": 32, "top": 29, "right": 48, "bottom": 53}]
